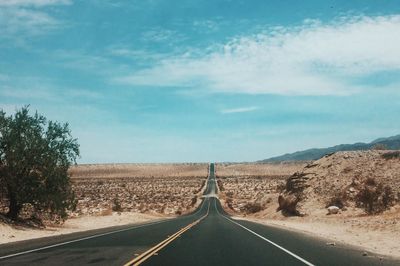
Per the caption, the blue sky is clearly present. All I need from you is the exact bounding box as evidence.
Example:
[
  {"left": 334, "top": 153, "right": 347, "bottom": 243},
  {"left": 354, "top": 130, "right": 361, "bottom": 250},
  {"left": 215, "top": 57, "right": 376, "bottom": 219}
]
[{"left": 1, "top": 0, "right": 400, "bottom": 163}]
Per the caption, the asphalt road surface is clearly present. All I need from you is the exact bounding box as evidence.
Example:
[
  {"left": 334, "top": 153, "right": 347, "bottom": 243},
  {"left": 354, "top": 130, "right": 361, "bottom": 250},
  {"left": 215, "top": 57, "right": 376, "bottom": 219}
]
[{"left": 0, "top": 163, "right": 398, "bottom": 265}]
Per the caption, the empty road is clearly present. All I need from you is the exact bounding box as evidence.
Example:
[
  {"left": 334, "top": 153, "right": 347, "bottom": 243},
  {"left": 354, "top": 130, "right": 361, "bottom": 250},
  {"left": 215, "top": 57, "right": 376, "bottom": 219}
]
[{"left": 0, "top": 163, "right": 397, "bottom": 265}]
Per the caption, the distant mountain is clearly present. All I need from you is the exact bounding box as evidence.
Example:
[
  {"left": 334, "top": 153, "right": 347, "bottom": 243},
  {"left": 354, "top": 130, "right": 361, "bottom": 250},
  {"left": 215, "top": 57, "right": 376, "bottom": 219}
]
[{"left": 261, "top": 134, "right": 400, "bottom": 163}]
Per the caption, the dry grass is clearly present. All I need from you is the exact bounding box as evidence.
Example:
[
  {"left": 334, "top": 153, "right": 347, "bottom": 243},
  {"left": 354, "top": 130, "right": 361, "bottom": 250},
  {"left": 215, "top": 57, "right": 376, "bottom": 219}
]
[
  {"left": 69, "top": 163, "right": 208, "bottom": 179},
  {"left": 216, "top": 162, "right": 305, "bottom": 178}
]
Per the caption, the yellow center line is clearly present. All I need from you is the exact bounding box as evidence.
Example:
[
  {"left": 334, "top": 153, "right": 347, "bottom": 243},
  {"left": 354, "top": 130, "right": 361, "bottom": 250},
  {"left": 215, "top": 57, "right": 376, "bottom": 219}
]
[{"left": 123, "top": 199, "right": 211, "bottom": 266}]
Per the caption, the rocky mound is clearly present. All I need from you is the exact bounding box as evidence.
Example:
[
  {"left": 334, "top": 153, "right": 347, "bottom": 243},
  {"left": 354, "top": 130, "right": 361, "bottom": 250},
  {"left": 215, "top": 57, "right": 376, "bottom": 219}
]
[{"left": 280, "top": 150, "right": 400, "bottom": 215}]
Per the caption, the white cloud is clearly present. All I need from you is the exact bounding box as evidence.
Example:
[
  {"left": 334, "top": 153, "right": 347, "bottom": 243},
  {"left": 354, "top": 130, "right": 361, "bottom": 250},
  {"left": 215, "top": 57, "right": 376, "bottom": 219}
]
[
  {"left": 0, "top": 0, "right": 70, "bottom": 7},
  {"left": 221, "top": 106, "right": 259, "bottom": 114},
  {"left": 117, "top": 15, "right": 400, "bottom": 95},
  {"left": 0, "top": 0, "right": 70, "bottom": 39}
]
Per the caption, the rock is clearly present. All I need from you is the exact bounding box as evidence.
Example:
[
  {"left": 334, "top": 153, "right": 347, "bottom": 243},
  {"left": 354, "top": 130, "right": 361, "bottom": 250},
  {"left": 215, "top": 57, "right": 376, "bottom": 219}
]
[
  {"left": 362, "top": 251, "right": 368, "bottom": 256},
  {"left": 326, "top": 242, "right": 336, "bottom": 246},
  {"left": 327, "top": 206, "right": 340, "bottom": 215}
]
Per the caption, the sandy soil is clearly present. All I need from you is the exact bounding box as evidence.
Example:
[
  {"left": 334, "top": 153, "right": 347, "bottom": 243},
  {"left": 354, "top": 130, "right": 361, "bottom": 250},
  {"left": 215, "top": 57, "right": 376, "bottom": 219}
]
[
  {"left": 217, "top": 151, "right": 400, "bottom": 259},
  {"left": 0, "top": 163, "right": 208, "bottom": 245},
  {"left": 237, "top": 206, "right": 400, "bottom": 259},
  {"left": 0, "top": 212, "right": 166, "bottom": 245},
  {"left": 1, "top": 163, "right": 208, "bottom": 218}
]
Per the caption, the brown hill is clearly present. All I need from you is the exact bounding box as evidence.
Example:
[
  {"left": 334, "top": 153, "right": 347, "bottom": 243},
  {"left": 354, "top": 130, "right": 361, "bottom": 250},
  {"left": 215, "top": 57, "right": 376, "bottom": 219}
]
[{"left": 282, "top": 150, "right": 400, "bottom": 215}]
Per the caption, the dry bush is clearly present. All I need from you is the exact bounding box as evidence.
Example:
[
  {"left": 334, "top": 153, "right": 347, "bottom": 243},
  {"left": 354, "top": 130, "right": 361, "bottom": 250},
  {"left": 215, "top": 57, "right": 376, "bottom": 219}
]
[
  {"left": 226, "top": 198, "right": 234, "bottom": 210},
  {"left": 112, "top": 198, "right": 122, "bottom": 212},
  {"left": 194, "top": 180, "right": 206, "bottom": 194},
  {"left": 225, "top": 191, "right": 233, "bottom": 198},
  {"left": 242, "top": 202, "right": 263, "bottom": 214},
  {"left": 382, "top": 151, "right": 400, "bottom": 160},
  {"left": 285, "top": 172, "right": 309, "bottom": 193},
  {"left": 217, "top": 180, "right": 224, "bottom": 191},
  {"left": 356, "top": 178, "right": 394, "bottom": 214},
  {"left": 190, "top": 196, "right": 197, "bottom": 206},
  {"left": 277, "top": 194, "right": 301, "bottom": 216}
]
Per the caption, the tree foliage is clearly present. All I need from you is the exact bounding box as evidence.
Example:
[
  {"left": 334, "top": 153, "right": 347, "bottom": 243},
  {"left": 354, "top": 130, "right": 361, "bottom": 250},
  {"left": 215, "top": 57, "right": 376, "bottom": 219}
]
[{"left": 0, "top": 106, "right": 79, "bottom": 221}]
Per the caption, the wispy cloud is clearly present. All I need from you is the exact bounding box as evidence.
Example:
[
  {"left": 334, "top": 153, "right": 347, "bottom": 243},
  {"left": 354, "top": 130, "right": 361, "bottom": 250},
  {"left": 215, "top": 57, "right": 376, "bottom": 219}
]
[
  {"left": 108, "top": 46, "right": 167, "bottom": 62},
  {"left": 0, "top": 0, "right": 70, "bottom": 40},
  {"left": 221, "top": 106, "right": 259, "bottom": 114},
  {"left": 116, "top": 15, "right": 400, "bottom": 96},
  {"left": 0, "top": 0, "right": 71, "bottom": 6}
]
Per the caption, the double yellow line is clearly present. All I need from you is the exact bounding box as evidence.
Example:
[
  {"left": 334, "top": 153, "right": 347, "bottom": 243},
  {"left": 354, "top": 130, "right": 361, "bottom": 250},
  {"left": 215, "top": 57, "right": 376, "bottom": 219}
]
[{"left": 124, "top": 200, "right": 210, "bottom": 266}]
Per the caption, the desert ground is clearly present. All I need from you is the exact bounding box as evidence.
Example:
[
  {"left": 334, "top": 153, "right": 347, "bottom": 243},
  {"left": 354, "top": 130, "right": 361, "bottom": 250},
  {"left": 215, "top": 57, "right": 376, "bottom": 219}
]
[
  {"left": 0, "top": 163, "right": 208, "bottom": 243},
  {"left": 217, "top": 151, "right": 400, "bottom": 258},
  {"left": 216, "top": 162, "right": 305, "bottom": 213}
]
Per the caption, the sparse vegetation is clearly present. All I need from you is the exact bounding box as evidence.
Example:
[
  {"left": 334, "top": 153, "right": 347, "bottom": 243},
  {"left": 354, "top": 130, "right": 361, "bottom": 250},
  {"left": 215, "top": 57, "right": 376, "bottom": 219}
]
[
  {"left": 277, "top": 194, "right": 301, "bottom": 216},
  {"left": 382, "top": 151, "right": 400, "bottom": 160},
  {"left": 217, "top": 180, "right": 224, "bottom": 191},
  {"left": 112, "top": 197, "right": 122, "bottom": 212},
  {"left": 242, "top": 202, "right": 263, "bottom": 214},
  {"left": 356, "top": 178, "right": 394, "bottom": 214},
  {"left": 190, "top": 196, "right": 197, "bottom": 206},
  {"left": 217, "top": 175, "right": 289, "bottom": 214}
]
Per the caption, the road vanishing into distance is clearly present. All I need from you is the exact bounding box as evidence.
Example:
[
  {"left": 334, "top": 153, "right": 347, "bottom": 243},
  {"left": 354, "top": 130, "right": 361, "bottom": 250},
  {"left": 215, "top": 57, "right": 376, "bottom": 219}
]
[{"left": 0, "top": 163, "right": 398, "bottom": 266}]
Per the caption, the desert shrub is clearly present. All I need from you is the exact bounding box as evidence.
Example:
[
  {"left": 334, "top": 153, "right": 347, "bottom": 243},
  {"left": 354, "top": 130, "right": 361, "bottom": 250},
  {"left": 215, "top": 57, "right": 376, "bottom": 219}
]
[
  {"left": 365, "top": 177, "right": 377, "bottom": 186},
  {"left": 356, "top": 178, "right": 394, "bottom": 214},
  {"left": 112, "top": 198, "right": 122, "bottom": 212},
  {"left": 226, "top": 198, "right": 234, "bottom": 210},
  {"left": 225, "top": 191, "right": 233, "bottom": 197},
  {"left": 277, "top": 194, "right": 301, "bottom": 216},
  {"left": 217, "top": 180, "right": 224, "bottom": 191},
  {"left": 285, "top": 172, "right": 309, "bottom": 193},
  {"left": 190, "top": 196, "right": 197, "bottom": 206},
  {"left": 382, "top": 151, "right": 400, "bottom": 160},
  {"left": 382, "top": 186, "right": 394, "bottom": 208},
  {"left": 242, "top": 202, "right": 263, "bottom": 214}
]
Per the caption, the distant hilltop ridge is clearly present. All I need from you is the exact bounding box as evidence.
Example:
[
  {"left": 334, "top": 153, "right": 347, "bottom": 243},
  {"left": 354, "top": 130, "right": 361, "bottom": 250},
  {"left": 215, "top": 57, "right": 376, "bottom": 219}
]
[{"left": 261, "top": 134, "right": 400, "bottom": 163}]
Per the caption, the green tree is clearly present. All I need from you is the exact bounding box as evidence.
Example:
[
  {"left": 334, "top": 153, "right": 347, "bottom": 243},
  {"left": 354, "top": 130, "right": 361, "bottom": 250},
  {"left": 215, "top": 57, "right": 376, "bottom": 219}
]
[{"left": 0, "top": 106, "right": 79, "bottom": 221}]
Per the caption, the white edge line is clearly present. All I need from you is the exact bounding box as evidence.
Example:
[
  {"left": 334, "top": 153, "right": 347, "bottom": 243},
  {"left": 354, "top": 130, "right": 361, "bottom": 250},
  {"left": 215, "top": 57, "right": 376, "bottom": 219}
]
[
  {"left": 214, "top": 192, "right": 315, "bottom": 266},
  {"left": 1, "top": 167, "right": 213, "bottom": 261},
  {"left": 0, "top": 219, "right": 169, "bottom": 260},
  {"left": 0, "top": 191, "right": 209, "bottom": 261}
]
